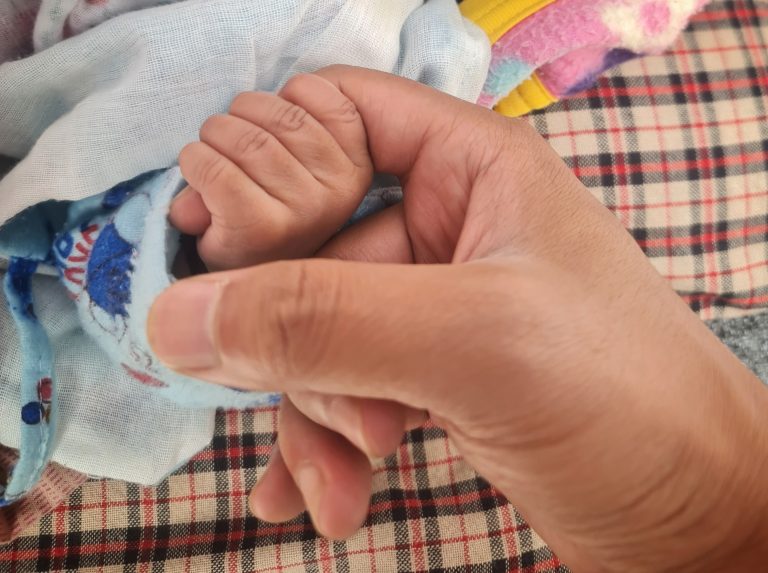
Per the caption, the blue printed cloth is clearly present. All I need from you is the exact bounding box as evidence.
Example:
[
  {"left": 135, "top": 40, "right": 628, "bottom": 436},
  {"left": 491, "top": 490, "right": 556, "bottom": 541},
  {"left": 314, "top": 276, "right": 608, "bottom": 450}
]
[{"left": 0, "top": 0, "right": 490, "bottom": 504}]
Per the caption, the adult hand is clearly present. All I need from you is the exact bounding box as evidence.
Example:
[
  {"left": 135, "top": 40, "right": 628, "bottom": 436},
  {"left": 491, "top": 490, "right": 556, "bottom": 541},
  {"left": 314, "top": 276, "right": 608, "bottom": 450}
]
[{"left": 149, "top": 66, "right": 768, "bottom": 572}]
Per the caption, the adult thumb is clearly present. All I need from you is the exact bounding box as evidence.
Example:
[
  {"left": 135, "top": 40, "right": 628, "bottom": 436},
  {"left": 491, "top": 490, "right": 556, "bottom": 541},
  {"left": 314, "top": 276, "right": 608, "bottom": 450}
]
[{"left": 148, "top": 258, "right": 512, "bottom": 410}]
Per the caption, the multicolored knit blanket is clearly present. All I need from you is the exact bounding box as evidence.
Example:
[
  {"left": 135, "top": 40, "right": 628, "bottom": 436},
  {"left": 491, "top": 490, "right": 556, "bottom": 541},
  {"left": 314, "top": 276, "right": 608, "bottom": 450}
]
[{"left": 460, "top": 0, "right": 710, "bottom": 115}]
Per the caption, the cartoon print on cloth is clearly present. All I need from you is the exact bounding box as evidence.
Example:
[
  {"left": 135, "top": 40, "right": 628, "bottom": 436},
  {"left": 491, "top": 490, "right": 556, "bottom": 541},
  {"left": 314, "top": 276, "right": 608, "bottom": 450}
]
[
  {"left": 52, "top": 168, "right": 280, "bottom": 410},
  {"left": 55, "top": 183, "right": 147, "bottom": 347},
  {"left": 22, "top": 378, "right": 53, "bottom": 426},
  {"left": 0, "top": 0, "right": 490, "bottom": 505}
]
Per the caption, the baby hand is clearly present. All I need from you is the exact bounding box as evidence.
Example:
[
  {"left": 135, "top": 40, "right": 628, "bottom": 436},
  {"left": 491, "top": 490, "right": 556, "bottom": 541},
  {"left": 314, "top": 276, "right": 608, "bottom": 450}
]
[{"left": 172, "top": 74, "right": 374, "bottom": 271}]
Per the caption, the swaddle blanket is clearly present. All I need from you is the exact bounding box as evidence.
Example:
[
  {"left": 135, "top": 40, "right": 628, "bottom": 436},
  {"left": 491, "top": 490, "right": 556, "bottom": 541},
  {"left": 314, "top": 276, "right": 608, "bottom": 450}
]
[{"left": 0, "top": 0, "right": 491, "bottom": 504}]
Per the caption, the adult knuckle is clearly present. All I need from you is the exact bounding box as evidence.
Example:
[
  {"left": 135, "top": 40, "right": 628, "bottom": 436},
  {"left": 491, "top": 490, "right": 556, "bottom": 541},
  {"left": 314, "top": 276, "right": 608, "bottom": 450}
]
[
  {"left": 211, "top": 263, "right": 341, "bottom": 388},
  {"left": 214, "top": 279, "right": 255, "bottom": 364},
  {"left": 263, "top": 261, "right": 340, "bottom": 379}
]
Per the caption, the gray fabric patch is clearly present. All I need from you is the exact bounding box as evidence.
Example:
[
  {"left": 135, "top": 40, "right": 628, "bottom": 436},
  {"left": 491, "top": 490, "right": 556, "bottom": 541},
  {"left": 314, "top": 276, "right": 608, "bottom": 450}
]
[{"left": 708, "top": 312, "right": 768, "bottom": 382}]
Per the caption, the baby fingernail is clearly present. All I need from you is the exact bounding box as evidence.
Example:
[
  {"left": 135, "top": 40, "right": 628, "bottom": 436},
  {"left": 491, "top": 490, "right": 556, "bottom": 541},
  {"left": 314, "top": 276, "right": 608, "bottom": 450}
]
[{"left": 148, "top": 280, "right": 221, "bottom": 370}]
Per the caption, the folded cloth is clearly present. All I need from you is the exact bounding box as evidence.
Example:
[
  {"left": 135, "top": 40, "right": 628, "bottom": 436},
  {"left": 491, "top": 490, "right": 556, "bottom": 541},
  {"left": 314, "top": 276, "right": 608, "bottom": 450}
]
[
  {"left": 33, "top": 0, "right": 184, "bottom": 52},
  {"left": 0, "top": 0, "right": 489, "bottom": 226},
  {"left": 459, "top": 0, "right": 711, "bottom": 116},
  {"left": 0, "top": 445, "right": 87, "bottom": 544},
  {"left": 0, "top": 0, "right": 490, "bottom": 504}
]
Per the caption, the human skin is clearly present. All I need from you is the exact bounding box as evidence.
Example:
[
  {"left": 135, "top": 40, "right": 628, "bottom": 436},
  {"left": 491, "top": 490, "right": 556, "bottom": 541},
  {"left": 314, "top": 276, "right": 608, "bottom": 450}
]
[
  {"left": 150, "top": 66, "right": 768, "bottom": 572},
  {"left": 172, "top": 76, "right": 373, "bottom": 271}
]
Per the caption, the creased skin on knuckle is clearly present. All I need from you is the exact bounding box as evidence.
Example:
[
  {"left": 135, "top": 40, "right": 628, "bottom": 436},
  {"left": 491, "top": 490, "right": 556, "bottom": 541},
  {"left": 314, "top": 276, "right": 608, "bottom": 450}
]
[
  {"left": 196, "top": 151, "right": 228, "bottom": 189},
  {"left": 233, "top": 125, "right": 272, "bottom": 156},
  {"left": 275, "top": 102, "right": 308, "bottom": 132},
  {"left": 333, "top": 97, "right": 361, "bottom": 124},
  {"left": 274, "top": 263, "right": 310, "bottom": 377},
  {"left": 270, "top": 261, "right": 341, "bottom": 381},
  {"left": 212, "top": 272, "right": 288, "bottom": 390},
  {"left": 217, "top": 262, "right": 339, "bottom": 385}
]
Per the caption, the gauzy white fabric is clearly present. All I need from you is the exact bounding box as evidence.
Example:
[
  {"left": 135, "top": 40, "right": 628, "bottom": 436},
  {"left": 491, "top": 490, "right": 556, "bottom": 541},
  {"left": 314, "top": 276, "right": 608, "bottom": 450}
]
[
  {"left": 0, "top": 270, "right": 216, "bottom": 484},
  {"left": 0, "top": 0, "right": 490, "bottom": 227},
  {"left": 0, "top": 0, "right": 490, "bottom": 485}
]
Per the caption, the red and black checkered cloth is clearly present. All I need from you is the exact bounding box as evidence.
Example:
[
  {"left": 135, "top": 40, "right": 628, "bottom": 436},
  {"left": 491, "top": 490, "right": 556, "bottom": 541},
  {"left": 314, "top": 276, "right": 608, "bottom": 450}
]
[{"left": 2, "top": 1, "right": 767, "bottom": 571}]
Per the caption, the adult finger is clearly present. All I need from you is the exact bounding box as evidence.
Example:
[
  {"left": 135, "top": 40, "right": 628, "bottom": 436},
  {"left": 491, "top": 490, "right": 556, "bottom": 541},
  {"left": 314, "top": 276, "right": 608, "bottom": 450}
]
[
  {"left": 277, "top": 398, "right": 372, "bottom": 539},
  {"left": 311, "top": 65, "right": 548, "bottom": 264},
  {"left": 249, "top": 445, "right": 306, "bottom": 523},
  {"left": 289, "top": 391, "right": 425, "bottom": 459}
]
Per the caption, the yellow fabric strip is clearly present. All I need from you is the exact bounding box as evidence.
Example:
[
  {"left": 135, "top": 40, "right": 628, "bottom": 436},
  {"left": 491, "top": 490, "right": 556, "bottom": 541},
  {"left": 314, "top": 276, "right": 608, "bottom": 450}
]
[
  {"left": 460, "top": 0, "right": 558, "bottom": 43},
  {"left": 494, "top": 73, "right": 558, "bottom": 117}
]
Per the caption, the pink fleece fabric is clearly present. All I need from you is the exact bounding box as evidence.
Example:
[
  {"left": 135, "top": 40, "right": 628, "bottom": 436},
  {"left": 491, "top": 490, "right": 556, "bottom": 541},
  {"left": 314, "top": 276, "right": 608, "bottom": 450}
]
[{"left": 479, "top": 0, "right": 711, "bottom": 108}]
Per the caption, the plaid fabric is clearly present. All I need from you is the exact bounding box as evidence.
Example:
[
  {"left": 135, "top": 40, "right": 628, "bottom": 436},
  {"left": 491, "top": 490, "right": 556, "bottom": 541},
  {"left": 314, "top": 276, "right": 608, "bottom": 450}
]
[
  {"left": 530, "top": 0, "right": 768, "bottom": 320},
  {"left": 0, "top": 448, "right": 87, "bottom": 545},
  {"left": 2, "top": 1, "right": 768, "bottom": 571},
  {"left": 1, "top": 413, "right": 563, "bottom": 572}
]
